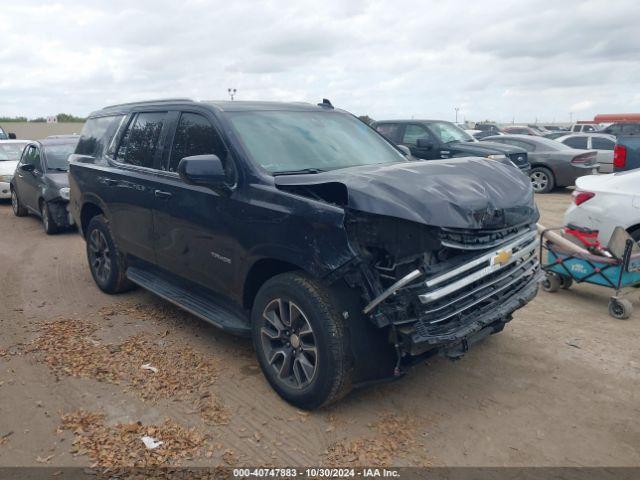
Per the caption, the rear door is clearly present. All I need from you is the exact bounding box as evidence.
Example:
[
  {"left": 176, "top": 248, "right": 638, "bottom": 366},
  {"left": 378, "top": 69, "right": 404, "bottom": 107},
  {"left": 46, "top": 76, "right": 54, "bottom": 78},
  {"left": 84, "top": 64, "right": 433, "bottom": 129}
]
[
  {"left": 152, "top": 109, "right": 238, "bottom": 296},
  {"left": 103, "top": 110, "right": 171, "bottom": 265}
]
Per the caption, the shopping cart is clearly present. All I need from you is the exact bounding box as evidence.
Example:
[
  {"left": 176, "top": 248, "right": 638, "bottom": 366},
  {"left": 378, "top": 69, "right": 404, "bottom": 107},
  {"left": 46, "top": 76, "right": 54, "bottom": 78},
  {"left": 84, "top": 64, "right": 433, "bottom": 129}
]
[{"left": 539, "top": 225, "right": 640, "bottom": 319}]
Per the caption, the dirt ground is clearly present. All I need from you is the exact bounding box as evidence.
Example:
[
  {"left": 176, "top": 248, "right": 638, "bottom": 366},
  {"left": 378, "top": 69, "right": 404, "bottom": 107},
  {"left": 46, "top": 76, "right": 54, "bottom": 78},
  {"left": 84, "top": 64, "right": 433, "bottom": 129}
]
[{"left": 0, "top": 189, "right": 638, "bottom": 468}]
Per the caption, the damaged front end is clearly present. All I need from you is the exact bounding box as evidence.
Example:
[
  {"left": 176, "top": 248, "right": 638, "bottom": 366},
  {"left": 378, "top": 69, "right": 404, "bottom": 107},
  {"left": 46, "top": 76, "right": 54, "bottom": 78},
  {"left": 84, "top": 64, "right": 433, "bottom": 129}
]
[
  {"left": 344, "top": 212, "right": 540, "bottom": 365},
  {"left": 275, "top": 158, "right": 541, "bottom": 373}
]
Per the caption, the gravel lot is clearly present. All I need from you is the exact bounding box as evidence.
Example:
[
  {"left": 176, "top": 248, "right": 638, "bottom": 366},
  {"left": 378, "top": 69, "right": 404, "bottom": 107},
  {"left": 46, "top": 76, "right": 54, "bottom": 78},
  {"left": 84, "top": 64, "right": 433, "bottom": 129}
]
[{"left": 0, "top": 189, "right": 638, "bottom": 467}]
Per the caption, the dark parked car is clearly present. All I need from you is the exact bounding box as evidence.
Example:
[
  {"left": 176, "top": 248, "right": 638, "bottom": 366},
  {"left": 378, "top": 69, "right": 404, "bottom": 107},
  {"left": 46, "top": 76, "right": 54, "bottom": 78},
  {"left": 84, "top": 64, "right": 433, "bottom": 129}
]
[
  {"left": 373, "top": 119, "right": 530, "bottom": 172},
  {"left": 10, "top": 136, "right": 79, "bottom": 233},
  {"left": 482, "top": 135, "right": 598, "bottom": 193},
  {"left": 543, "top": 131, "right": 568, "bottom": 140},
  {"left": 601, "top": 123, "right": 640, "bottom": 136},
  {"left": 69, "top": 99, "right": 540, "bottom": 409},
  {"left": 501, "top": 126, "right": 543, "bottom": 136},
  {"left": 612, "top": 135, "right": 640, "bottom": 172}
]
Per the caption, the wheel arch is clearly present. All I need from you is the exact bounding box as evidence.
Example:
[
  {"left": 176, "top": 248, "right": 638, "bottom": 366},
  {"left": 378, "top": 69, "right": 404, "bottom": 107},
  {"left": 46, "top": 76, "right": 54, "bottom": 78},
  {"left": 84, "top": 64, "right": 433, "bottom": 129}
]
[
  {"left": 627, "top": 223, "right": 640, "bottom": 240},
  {"left": 242, "top": 258, "right": 306, "bottom": 310},
  {"left": 80, "top": 202, "right": 105, "bottom": 238}
]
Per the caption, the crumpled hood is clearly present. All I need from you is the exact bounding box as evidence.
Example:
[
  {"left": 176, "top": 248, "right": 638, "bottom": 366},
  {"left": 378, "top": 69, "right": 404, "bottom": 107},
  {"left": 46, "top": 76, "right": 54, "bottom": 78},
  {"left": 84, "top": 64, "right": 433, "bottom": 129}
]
[
  {"left": 274, "top": 158, "right": 538, "bottom": 229},
  {"left": 47, "top": 172, "right": 70, "bottom": 189}
]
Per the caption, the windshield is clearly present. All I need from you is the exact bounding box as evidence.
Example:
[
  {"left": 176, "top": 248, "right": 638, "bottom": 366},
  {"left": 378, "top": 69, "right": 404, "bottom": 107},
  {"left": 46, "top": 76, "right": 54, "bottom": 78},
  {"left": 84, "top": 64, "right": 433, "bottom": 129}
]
[
  {"left": 228, "top": 111, "right": 405, "bottom": 174},
  {"left": 43, "top": 143, "right": 77, "bottom": 171},
  {"left": 0, "top": 142, "right": 29, "bottom": 161},
  {"left": 429, "top": 121, "right": 475, "bottom": 143}
]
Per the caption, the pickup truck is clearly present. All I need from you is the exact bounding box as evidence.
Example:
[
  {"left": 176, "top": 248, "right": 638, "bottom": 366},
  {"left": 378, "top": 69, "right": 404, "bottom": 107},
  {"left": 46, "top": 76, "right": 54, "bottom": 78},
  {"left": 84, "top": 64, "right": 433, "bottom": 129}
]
[
  {"left": 373, "top": 119, "right": 530, "bottom": 173},
  {"left": 69, "top": 98, "right": 540, "bottom": 408},
  {"left": 613, "top": 135, "right": 640, "bottom": 172}
]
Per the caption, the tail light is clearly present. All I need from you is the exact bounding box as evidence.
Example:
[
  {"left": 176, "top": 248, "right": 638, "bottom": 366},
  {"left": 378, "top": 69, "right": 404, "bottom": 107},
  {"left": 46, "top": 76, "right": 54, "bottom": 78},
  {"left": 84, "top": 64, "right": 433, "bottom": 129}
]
[
  {"left": 572, "top": 190, "right": 595, "bottom": 206},
  {"left": 613, "top": 145, "right": 627, "bottom": 169},
  {"left": 571, "top": 152, "right": 595, "bottom": 165}
]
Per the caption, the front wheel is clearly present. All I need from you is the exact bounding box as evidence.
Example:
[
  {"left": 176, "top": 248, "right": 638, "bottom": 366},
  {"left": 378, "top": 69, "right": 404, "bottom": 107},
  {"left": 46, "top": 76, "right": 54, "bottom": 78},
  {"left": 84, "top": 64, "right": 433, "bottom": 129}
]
[
  {"left": 11, "top": 188, "right": 28, "bottom": 217},
  {"left": 251, "top": 272, "right": 353, "bottom": 409},
  {"left": 85, "top": 215, "right": 135, "bottom": 294},
  {"left": 529, "top": 167, "right": 555, "bottom": 194},
  {"left": 41, "top": 201, "right": 59, "bottom": 235}
]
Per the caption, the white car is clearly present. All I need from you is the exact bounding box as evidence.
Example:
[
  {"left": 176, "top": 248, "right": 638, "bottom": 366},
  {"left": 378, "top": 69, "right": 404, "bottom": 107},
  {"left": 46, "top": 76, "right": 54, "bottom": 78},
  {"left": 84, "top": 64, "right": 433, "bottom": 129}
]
[
  {"left": 556, "top": 133, "right": 616, "bottom": 173},
  {"left": 0, "top": 140, "right": 30, "bottom": 199},
  {"left": 564, "top": 170, "right": 640, "bottom": 245}
]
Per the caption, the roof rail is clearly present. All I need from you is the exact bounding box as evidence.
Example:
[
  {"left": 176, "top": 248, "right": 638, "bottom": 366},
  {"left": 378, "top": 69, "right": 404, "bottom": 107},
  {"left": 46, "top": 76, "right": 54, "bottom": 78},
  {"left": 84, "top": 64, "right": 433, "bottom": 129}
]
[{"left": 102, "top": 98, "right": 194, "bottom": 109}]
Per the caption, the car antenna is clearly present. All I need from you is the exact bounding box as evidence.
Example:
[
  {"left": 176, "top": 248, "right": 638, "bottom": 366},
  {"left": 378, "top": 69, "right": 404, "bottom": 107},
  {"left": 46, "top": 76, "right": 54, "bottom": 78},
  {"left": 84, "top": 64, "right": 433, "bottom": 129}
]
[{"left": 317, "top": 98, "right": 334, "bottom": 109}]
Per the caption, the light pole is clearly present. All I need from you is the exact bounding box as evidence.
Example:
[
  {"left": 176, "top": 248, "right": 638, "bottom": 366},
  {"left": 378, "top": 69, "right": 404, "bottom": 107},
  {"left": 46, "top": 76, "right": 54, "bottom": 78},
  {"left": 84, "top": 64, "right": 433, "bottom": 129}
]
[
  {"left": 569, "top": 112, "right": 574, "bottom": 124},
  {"left": 454, "top": 107, "right": 459, "bottom": 123},
  {"left": 228, "top": 88, "right": 237, "bottom": 101}
]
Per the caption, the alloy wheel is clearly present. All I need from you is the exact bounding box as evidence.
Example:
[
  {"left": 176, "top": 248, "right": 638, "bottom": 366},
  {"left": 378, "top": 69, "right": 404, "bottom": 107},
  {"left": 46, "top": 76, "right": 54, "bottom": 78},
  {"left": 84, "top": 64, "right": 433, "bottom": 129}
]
[
  {"left": 88, "top": 229, "right": 112, "bottom": 285},
  {"left": 260, "top": 298, "right": 318, "bottom": 389},
  {"left": 530, "top": 171, "right": 548, "bottom": 192}
]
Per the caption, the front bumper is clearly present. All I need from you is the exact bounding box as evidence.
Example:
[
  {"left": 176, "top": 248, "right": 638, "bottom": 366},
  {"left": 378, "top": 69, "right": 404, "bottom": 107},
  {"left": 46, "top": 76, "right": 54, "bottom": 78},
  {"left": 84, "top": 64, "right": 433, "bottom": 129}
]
[
  {"left": 0, "top": 181, "right": 10, "bottom": 199},
  {"left": 48, "top": 201, "right": 76, "bottom": 228},
  {"left": 375, "top": 229, "right": 541, "bottom": 355}
]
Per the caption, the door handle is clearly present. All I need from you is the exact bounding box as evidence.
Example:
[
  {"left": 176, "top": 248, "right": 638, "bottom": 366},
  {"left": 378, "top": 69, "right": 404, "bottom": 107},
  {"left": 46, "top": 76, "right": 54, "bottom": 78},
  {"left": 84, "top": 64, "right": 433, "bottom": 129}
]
[{"left": 154, "top": 190, "right": 172, "bottom": 199}]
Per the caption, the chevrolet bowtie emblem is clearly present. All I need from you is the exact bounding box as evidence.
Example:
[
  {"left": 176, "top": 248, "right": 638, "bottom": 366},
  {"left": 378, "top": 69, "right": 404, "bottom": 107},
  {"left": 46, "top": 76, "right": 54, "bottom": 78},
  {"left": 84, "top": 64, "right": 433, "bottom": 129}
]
[{"left": 493, "top": 250, "right": 512, "bottom": 266}]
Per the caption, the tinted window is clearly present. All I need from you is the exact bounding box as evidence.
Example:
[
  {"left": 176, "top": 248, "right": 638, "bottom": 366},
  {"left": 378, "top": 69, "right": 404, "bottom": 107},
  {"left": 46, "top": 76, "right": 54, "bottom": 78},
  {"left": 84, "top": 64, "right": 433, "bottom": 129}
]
[
  {"left": 375, "top": 123, "right": 401, "bottom": 141},
  {"left": 76, "top": 115, "right": 123, "bottom": 157},
  {"left": 583, "top": 125, "right": 596, "bottom": 132},
  {"left": 167, "top": 113, "right": 227, "bottom": 172},
  {"left": 402, "top": 124, "right": 430, "bottom": 145},
  {"left": 44, "top": 142, "right": 79, "bottom": 171},
  {"left": 116, "top": 112, "right": 166, "bottom": 168},
  {"left": 563, "top": 137, "right": 588, "bottom": 149},
  {"left": 592, "top": 137, "right": 614, "bottom": 150},
  {"left": 572, "top": 125, "right": 580, "bottom": 132},
  {"left": 228, "top": 111, "right": 404, "bottom": 174}
]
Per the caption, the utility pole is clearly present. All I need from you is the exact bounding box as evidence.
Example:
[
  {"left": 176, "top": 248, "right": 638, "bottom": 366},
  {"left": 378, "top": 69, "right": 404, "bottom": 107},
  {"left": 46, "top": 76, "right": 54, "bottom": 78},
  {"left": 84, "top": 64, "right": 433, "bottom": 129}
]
[
  {"left": 569, "top": 112, "right": 574, "bottom": 124},
  {"left": 228, "top": 88, "right": 237, "bottom": 101},
  {"left": 454, "top": 107, "right": 459, "bottom": 123}
]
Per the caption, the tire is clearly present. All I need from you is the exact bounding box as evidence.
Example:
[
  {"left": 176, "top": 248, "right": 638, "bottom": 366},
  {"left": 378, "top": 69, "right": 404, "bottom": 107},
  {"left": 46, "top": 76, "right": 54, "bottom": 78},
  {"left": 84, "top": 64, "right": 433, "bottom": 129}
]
[
  {"left": 41, "top": 201, "right": 59, "bottom": 235},
  {"left": 529, "top": 167, "right": 555, "bottom": 194},
  {"left": 85, "top": 215, "right": 135, "bottom": 294},
  {"left": 11, "top": 188, "right": 28, "bottom": 217},
  {"left": 558, "top": 274, "right": 573, "bottom": 290},
  {"left": 542, "top": 272, "right": 561, "bottom": 292},
  {"left": 608, "top": 298, "right": 632, "bottom": 320},
  {"left": 251, "top": 272, "right": 353, "bottom": 409}
]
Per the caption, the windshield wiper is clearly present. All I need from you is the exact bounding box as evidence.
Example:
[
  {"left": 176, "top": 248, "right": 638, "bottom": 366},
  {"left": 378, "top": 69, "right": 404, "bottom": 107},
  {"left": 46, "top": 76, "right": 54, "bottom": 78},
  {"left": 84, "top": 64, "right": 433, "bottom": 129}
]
[{"left": 272, "top": 168, "right": 325, "bottom": 176}]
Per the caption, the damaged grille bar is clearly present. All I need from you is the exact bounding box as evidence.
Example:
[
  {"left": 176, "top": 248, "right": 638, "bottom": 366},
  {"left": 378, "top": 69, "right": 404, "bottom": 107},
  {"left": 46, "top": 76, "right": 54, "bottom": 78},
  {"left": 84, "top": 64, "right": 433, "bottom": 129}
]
[
  {"left": 419, "top": 236, "right": 538, "bottom": 303},
  {"left": 440, "top": 224, "right": 534, "bottom": 250},
  {"left": 363, "top": 268, "right": 422, "bottom": 314},
  {"left": 423, "top": 259, "right": 538, "bottom": 325},
  {"left": 425, "top": 230, "right": 537, "bottom": 289}
]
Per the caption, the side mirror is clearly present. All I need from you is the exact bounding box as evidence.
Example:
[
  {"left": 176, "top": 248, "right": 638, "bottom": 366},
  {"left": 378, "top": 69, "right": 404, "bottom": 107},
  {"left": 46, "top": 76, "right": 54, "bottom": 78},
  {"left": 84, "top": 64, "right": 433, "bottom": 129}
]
[
  {"left": 8, "top": 133, "right": 16, "bottom": 139},
  {"left": 416, "top": 138, "right": 434, "bottom": 150},
  {"left": 177, "top": 154, "right": 226, "bottom": 187},
  {"left": 20, "top": 163, "right": 35, "bottom": 172},
  {"left": 396, "top": 145, "right": 411, "bottom": 156}
]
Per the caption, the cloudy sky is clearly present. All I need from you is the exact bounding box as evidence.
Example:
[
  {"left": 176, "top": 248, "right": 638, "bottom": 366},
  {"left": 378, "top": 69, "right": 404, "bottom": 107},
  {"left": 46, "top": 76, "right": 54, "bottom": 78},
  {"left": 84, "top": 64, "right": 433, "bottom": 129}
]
[{"left": 1, "top": 0, "right": 639, "bottom": 123}]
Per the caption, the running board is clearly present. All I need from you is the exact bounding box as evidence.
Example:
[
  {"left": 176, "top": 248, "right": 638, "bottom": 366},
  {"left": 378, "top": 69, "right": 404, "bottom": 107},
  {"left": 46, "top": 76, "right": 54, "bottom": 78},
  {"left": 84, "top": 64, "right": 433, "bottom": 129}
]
[{"left": 126, "top": 266, "right": 251, "bottom": 336}]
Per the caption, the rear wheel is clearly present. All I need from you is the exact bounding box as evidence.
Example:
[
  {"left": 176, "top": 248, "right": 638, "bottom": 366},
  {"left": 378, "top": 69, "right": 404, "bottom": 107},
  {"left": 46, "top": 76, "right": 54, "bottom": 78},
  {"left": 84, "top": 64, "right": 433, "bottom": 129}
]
[
  {"left": 251, "top": 272, "right": 352, "bottom": 409},
  {"left": 11, "top": 188, "right": 27, "bottom": 217},
  {"left": 529, "top": 167, "right": 555, "bottom": 194},
  {"left": 85, "top": 215, "right": 135, "bottom": 294}
]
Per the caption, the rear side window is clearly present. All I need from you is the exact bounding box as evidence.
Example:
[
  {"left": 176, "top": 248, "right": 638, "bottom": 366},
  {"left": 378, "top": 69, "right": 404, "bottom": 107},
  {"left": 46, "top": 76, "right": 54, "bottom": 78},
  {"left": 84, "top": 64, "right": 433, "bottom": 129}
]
[
  {"left": 116, "top": 112, "right": 167, "bottom": 168},
  {"left": 563, "top": 137, "right": 588, "bottom": 149},
  {"left": 592, "top": 137, "right": 614, "bottom": 150},
  {"left": 76, "top": 115, "right": 123, "bottom": 157},
  {"left": 167, "top": 113, "right": 227, "bottom": 172},
  {"left": 375, "top": 123, "right": 401, "bottom": 142}
]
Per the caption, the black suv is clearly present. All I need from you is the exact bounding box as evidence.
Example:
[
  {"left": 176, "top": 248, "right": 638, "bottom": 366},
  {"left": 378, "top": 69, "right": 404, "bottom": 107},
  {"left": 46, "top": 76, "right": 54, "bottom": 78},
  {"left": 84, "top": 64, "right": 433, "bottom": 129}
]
[
  {"left": 69, "top": 99, "right": 540, "bottom": 408},
  {"left": 11, "top": 136, "right": 79, "bottom": 233},
  {"left": 373, "top": 119, "right": 530, "bottom": 172}
]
